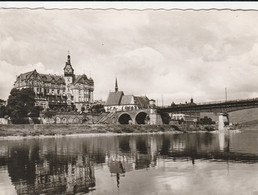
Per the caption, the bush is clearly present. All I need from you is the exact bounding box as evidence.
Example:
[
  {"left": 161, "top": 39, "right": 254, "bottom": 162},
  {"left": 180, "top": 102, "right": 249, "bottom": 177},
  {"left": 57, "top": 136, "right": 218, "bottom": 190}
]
[
  {"left": 11, "top": 118, "right": 30, "bottom": 124},
  {"left": 32, "top": 118, "right": 41, "bottom": 124}
]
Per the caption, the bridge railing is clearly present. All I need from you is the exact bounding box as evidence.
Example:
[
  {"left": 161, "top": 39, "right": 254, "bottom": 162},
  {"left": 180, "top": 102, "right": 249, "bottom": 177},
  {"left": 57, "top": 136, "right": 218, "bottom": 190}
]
[
  {"left": 158, "top": 97, "right": 258, "bottom": 109},
  {"left": 197, "top": 98, "right": 258, "bottom": 105}
]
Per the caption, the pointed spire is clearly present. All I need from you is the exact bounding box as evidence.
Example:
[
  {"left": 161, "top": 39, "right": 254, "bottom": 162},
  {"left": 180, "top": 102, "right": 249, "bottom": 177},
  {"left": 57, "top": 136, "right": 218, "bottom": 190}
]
[
  {"left": 67, "top": 50, "right": 71, "bottom": 64},
  {"left": 115, "top": 77, "right": 118, "bottom": 92}
]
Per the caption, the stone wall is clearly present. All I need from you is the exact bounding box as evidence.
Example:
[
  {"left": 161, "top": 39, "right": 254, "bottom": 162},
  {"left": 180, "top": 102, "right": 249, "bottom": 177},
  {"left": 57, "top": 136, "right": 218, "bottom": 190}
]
[{"left": 42, "top": 113, "right": 101, "bottom": 124}]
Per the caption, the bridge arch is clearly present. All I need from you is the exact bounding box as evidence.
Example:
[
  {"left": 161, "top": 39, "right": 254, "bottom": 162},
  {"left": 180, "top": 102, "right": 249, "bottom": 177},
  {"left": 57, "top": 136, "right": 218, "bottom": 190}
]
[
  {"left": 135, "top": 111, "right": 149, "bottom": 124},
  {"left": 118, "top": 112, "right": 133, "bottom": 124}
]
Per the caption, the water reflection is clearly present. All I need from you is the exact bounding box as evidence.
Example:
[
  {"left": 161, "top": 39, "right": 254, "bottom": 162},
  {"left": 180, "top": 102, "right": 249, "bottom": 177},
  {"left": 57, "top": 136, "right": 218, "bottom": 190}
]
[{"left": 0, "top": 130, "right": 258, "bottom": 194}]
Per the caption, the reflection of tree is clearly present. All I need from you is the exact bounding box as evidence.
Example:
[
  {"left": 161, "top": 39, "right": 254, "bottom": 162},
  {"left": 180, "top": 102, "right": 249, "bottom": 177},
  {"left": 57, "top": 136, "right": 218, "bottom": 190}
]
[
  {"left": 8, "top": 144, "right": 40, "bottom": 187},
  {"left": 159, "top": 136, "right": 171, "bottom": 156},
  {"left": 136, "top": 137, "right": 148, "bottom": 154},
  {"left": 90, "top": 150, "right": 106, "bottom": 164},
  {"left": 119, "top": 137, "right": 130, "bottom": 152}
]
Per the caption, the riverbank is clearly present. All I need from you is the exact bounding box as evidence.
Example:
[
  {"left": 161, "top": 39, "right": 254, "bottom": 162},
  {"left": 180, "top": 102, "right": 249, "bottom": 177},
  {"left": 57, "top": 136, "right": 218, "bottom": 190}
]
[
  {"left": 0, "top": 124, "right": 181, "bottom": 137},
  {"left": 0, "top": 123, "right": 222, "bottom": 137}
]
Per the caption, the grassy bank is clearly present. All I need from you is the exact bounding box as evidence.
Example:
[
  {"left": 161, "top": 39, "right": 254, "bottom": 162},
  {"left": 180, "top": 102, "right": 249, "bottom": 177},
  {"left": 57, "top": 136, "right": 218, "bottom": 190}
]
[{"left": 0, "top": 124, "right": 180, "bottom": 137}]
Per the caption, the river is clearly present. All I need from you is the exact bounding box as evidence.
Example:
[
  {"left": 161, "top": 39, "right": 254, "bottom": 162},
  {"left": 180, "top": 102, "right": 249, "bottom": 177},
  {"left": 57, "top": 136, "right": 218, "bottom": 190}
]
[{"left": 0, "top": 130, "right": 258, "bottom": 195}]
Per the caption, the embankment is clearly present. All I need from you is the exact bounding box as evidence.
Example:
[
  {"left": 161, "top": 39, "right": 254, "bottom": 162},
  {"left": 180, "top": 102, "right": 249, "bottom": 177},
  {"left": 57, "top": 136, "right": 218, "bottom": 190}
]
[{"left": 0, "top": 124, "right": 181, "bottom": 137}]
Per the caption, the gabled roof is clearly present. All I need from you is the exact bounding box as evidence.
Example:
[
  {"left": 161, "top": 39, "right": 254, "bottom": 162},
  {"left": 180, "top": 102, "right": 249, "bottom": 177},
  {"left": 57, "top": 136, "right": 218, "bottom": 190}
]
[
  {"left": 16, "top": 69, "right": 93, "bottom": 86},
  {"left": 17, "top": 70, "right": 37, "bottom": 81},
  {"left": 74, "top": 74, "right": 90, "bottom": 85},
  {"left": 105, "top": 91, "right": 124, "bottom": 106},
  {"left": 134, "top": 96, "right": 150, "bottom": 109},
  {"left": 16, "top": 70, "right": 66, "bottom": 85},
  {"left": 120, "top": 95, "right": 134, "bottom": 105}
]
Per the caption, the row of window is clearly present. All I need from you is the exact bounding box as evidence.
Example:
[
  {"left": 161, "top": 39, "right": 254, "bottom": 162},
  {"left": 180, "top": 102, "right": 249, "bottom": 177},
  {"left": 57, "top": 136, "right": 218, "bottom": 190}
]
[
  {"left": 35, "top": 87, "right": 91, "bottom": 95},
  {"left": 106, "top": 105, "right": 138, "bottom": 112}
]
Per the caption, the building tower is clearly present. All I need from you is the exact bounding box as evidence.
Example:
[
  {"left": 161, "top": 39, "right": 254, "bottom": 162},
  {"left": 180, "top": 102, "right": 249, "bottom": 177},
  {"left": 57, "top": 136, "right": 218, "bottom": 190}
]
[
  {"left": 64, "top": 52, "right": 74, "bottom": 105},
  {"left": 115, "top": 77, "right": 118, "bottom": 92}
]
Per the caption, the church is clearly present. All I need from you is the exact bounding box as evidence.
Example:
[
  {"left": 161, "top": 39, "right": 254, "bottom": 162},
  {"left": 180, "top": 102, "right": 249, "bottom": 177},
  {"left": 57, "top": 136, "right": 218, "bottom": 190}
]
[
  {"left": 13, "top": 53, "right": 94, "bottom": 111},
  {"left": 104, "top": 78, "right": 150, "bottom": 112}
]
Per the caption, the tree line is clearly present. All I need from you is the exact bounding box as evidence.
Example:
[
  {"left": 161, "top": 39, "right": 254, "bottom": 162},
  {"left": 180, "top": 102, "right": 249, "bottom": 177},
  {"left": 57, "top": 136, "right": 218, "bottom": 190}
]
[{"left": 0, "top": 87, "right": 105, "bottom": 124}]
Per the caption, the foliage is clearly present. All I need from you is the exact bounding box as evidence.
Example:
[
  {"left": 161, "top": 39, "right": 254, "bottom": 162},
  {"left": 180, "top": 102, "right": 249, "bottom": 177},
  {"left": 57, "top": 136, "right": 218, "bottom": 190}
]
[
  {"left": 6, "top": 88, "right": 36, "bottom": 120},
  {"left": 91, "top": 104, "right": 105, "bottom": 113},
  {"left": 0, "top": 105, "right": 7, "bottom": 118},
  {"left": 11, "top": 118, "right": 30, "bottom": 124},
  {"left": 178, "top": 118, "right": 185, "bottom": 124},
  {"left": 29, "top": 106, "right": 43, "bottom": 117},
  {"left": 160, "top": 112, "right": 170, "bottom": 124},
  {"left": 198, "top": 116, "right": 215, "bottom": 125},
  {"left": 42, "top": 108, "right": 56, "bottom": 118}
]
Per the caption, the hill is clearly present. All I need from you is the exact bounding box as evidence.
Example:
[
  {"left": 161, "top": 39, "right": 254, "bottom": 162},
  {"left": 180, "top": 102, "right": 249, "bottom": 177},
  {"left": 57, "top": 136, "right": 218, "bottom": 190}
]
[{"left": 200, "top": 108, "right": 258, "bottom": 124}]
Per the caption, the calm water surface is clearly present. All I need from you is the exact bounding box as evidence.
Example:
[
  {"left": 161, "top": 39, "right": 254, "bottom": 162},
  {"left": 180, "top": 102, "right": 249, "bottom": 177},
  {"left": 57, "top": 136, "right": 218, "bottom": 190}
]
[{"left": 0, "top": 130, "right": 258, "bottom": 195}]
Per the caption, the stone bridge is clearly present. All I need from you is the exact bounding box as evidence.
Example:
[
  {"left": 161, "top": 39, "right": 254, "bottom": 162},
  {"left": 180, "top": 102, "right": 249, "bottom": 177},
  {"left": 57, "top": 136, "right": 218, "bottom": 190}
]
[{"left": 98, "top": 109, "right": 163, "bottom": 125}]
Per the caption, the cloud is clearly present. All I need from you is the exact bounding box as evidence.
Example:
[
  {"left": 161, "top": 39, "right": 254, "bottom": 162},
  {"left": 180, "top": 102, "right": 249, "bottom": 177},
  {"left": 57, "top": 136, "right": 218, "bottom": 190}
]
[
  {"left": 0, "top": 60, "right": 58, "bottom": 99},
  {"left": 1, "top": 9, "right": 258, "bottom": 105}
]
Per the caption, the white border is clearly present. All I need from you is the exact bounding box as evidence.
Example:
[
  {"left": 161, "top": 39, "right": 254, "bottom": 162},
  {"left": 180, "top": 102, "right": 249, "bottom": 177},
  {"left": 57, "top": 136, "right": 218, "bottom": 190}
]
[{"left": 1, "top": 1, "right": 258, "bottom": 10}]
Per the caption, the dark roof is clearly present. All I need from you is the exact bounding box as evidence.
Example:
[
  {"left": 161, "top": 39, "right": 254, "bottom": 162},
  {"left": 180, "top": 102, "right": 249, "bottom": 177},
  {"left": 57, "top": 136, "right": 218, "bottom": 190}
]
[
  {"left": 134, "top": 96, "right": 150, "bottom": 109},
  {"left": 74, "top": 74, "right": 93, "bottom": 85},
  {"left": 15, "top": 70, "right": 94, "bottom": 86},
  {"left": 105, "top": 91, "right": 124, "bottom": 106},
  {"left": 17, "top": 70, "right": 36, "bottom": 81},
  {"left": 120, "top": 95, "right": 134, "bottom": 105}
]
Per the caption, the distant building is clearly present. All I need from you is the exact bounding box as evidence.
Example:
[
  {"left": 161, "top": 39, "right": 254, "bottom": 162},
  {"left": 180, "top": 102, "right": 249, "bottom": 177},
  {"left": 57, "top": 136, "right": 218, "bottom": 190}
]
[
  {"left": 170, "top": 113, "right": 200, "bottom": 122},
  {"left": 13, "top": 53, "right": 94, "bottom": 111},
  {"left": 104, "top": 78, "right": 150, "bottom": 112},
  {"left": 170, "top": 98, "right": 199, "bottom": 122}
]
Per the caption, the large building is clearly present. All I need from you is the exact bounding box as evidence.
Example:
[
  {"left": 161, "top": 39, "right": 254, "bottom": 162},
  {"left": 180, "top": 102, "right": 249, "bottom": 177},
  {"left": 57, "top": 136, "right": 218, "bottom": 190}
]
[
  {"left": 104, "top": 78, "right": 150, "bottom": 112},
  {"left": 13, "top": 53, "right": 94, "bottom": 111}
]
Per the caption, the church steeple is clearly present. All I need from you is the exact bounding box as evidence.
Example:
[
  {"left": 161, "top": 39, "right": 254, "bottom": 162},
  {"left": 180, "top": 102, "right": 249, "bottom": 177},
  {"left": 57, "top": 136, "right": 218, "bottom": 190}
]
[{"left": 115, "top": 77, "right": 118, "bottom": 92}]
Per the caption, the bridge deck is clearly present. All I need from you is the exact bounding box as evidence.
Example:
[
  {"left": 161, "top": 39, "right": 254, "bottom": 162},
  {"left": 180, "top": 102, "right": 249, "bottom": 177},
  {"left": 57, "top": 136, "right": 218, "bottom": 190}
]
[{"left": 158, "top": 98, "right": 258, "bottom": 113}]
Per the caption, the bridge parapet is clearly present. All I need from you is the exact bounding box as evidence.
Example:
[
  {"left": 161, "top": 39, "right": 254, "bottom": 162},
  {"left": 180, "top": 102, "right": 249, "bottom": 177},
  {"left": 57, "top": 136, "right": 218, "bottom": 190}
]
[{"left": 158, "top": 98, "right": 258, "bottom": 113}]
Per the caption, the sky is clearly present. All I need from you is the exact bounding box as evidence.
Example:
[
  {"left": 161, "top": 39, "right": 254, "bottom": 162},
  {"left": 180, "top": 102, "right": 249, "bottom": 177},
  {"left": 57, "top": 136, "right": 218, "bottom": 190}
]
[{"left": 1, "top": 7, "right": 258, "bottom": 105}]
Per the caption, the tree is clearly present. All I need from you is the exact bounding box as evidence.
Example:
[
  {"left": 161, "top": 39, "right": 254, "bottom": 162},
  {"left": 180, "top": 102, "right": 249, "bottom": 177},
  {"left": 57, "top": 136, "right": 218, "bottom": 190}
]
[
  {"left": 198, "top": 116, "right": 215, "bottom": 125},
  {"left": 6, "top": 88, "right": 36, "bottom": 120},
  {"left": 160, "top": 112, "right": 171, "bottom": 124},
  {"left": 42, "top": 108, "right": 56, "bottom": 118},
  {"left": 90, "top": 104, "right": 105, "bottom": 113},
  {"left": 29, "top": 106, "right": 43, "bottom": 117}
]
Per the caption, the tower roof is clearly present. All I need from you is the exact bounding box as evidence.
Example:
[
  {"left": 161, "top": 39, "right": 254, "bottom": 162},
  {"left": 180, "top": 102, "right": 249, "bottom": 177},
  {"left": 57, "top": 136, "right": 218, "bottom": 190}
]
[{"left": 64, "top": 51, "right": 74, "bottom": 76}]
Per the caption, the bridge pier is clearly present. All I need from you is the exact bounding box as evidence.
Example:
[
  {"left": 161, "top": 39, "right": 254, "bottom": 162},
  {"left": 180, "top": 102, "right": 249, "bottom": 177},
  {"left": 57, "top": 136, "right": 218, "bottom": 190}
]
[
  {"left": 149, "top": 108, "right": 163, "bottom": 125},
  {"left": 218, "top": 113, "right": 229, "bottom": 131}
]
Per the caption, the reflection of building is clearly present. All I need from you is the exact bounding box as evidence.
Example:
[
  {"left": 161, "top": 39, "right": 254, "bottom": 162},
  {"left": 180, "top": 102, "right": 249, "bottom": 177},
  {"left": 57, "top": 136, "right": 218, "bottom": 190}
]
[
  {"left": 104, "top": 78, "right": 149, "bottom": 112},
  {"left": 14, "top": 156, "right": 96, "bottom": 194},
  {"left": 7, "top": 143, "right": 96, "bottom": 195},
  {"left": 13, "top": 53, "right": 94, "bottom": 111}
]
